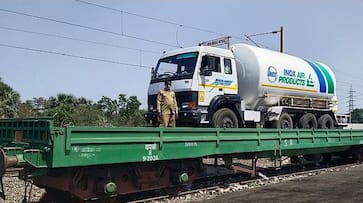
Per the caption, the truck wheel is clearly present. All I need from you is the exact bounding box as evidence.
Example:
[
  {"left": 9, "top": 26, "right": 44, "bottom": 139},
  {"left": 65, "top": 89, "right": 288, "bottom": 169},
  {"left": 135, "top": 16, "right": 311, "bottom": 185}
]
[
  {"left": 274, "top": 113, "right": 293, "bottom": 128},
  {"left": 299, "top": 113, "right": 317, "bottom": 129},
  {"left": 318, "top": 114, "right": 334, "bottom": 129},
  {"left": 212, "top": 108, "right": 239, "bottom": 128}
]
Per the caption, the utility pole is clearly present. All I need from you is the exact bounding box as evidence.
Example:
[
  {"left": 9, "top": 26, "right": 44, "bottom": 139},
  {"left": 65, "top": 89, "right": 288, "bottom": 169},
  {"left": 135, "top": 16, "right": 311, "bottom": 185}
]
[
  {"left": 348, "top": 84, "right": 355, "bottom": 123},
  {"left": 280, "top": 26, "right": 283, "bottom": 53},
  {"left": 279, "top": 26, "right": 283, "bottom": 53},
  {"left": 272, "top": 26, "right": 284, "bottom": 53}
]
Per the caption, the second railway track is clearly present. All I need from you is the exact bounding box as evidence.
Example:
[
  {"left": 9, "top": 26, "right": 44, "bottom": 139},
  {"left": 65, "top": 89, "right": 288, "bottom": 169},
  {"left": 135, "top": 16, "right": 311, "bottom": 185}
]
[{"left": 124, "top": 160, "right": 360, "bottom": 203}]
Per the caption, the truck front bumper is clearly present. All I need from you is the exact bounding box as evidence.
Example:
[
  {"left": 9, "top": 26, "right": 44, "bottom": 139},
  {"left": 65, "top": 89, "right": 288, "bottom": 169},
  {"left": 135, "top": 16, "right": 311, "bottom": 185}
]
[{"left": 144, "top": 111, "right": 159, "bottom": 126}]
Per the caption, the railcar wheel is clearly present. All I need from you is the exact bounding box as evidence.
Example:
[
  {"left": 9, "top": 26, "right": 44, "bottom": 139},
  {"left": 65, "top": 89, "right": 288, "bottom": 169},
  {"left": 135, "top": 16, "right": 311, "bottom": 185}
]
[
  {"left": 299, "top": 113, "right": 317, "bottom": 129},
  {"left": 273, "top": 113, "right": 293, "bottom": 128},
  {"left": 212, "top": 108, "right": 238, "bottom": 128},
  {"left": 318, "top": 114, "right": 335, "bottom": 129}
]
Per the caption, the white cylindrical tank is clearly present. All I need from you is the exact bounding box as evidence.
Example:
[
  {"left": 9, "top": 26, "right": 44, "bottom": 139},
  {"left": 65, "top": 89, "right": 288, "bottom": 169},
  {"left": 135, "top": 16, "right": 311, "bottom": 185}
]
[{"left": 230, "top": 44, "right": 336, "bottom": 110}]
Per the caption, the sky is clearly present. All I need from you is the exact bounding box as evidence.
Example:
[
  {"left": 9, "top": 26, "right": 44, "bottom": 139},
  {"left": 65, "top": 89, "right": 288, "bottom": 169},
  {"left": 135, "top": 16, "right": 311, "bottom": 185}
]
[{"left": 0, "top": 0, "right": 363, "bottom": 113}]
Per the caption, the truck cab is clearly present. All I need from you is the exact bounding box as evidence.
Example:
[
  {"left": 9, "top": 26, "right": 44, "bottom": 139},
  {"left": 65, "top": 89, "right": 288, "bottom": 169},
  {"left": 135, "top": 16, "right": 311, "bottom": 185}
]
[{"left": 145, "top": 46, "right": 239, "bottom": 127}]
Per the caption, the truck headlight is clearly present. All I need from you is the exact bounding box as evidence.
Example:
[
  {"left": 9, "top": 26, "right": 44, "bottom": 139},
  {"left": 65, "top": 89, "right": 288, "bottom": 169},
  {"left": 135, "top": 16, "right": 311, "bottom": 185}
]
[{"left": 182, "top": 101, "right": 196, "bottom": 109}]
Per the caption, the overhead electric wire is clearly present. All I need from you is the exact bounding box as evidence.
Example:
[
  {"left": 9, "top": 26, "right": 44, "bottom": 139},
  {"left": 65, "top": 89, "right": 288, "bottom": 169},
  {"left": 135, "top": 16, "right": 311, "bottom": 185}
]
[
  {"left": 0, "top": 43, "right": 152, "bottom": 69},
  {"left": 244, "top": 34, "right": 260, "bottom": 47},
  {"left": 244, "top": 33, "right": 278, "bottom": 51},
  {"left": 0, "top": 8, "right": 179, "bottom": 48},
  {"left": 247, "top": 31, "right": 278, "bottom": 38},
  {"left": 0, "top": 26, "right": 162, "bottom": 54},
  {"left": 75, "top": 0, "right": 244, "bottom": 40}
]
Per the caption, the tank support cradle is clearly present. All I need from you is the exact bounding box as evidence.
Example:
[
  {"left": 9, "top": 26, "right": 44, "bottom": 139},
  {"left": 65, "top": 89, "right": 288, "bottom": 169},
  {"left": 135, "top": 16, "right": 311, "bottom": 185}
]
[{"left": 230, "top": 156, "right": 258, "bottom": 177}]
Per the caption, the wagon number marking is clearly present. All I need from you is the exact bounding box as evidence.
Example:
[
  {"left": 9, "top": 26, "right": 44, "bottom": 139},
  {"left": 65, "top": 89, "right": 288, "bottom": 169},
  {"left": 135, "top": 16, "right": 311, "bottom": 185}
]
[
  {"left": 143, "top": 144, "right": 159, "bottom": 162},
  {"left": 284, "top": 139, "right": 293, "bottom": 147}
]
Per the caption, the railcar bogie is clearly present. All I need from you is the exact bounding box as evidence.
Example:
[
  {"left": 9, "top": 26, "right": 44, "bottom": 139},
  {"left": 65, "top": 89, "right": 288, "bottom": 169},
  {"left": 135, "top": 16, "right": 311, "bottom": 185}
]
[{"left": 33, "top": 159, "right": 203, "bottom": 201}]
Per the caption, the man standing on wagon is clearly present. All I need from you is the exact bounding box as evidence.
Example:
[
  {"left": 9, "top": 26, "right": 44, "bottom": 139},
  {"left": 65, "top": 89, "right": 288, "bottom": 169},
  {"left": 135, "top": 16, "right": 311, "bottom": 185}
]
[{"left": 157, "top": 79, "right": 178, "bottom": 127}]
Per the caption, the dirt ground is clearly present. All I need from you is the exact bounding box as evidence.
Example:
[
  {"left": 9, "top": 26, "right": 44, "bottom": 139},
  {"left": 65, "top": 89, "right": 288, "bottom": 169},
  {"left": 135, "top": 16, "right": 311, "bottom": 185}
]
[{"left": 198, "top": 164, "right": 363, "bottom": 203}]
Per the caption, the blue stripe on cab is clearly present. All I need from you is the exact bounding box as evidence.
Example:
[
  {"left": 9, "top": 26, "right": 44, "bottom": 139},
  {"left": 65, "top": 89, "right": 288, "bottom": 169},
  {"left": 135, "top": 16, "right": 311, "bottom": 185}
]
[{"left": 305, "top": 60, "right": 326, "bottom": 93}]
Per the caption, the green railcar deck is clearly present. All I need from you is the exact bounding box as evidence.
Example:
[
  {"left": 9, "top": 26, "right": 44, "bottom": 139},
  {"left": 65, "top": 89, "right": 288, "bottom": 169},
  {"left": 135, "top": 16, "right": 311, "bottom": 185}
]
[{"left": 0, "top": 118, "right": 362, "bottom": 170}]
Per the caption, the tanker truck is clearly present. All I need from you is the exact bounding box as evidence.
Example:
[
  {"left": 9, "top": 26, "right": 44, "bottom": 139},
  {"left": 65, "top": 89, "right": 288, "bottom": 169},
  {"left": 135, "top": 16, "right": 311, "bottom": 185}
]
[{"left": 144, "top": 43, "right": 337, "bottom": 128}]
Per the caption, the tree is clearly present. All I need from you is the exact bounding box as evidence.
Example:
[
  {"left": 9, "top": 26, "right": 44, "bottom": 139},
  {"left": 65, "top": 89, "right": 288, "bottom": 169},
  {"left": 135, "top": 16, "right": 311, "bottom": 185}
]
[
  {"left": 37, "top": 94, "right": 77, "bottom": 126},
  {"left": 125, "top": 96, "right": 144, "bottom": 126},
  {"left": 72, "top": 103, "right": 105, "bottom": 126},
  {"left": 0, "top": 78, "right": 21, "bottom": 118},
  {"left": 126, "top": 96, "right": 141, "bottom": 115},
  {"left": 97, "top": 94, "right": 145, "bottom": 127},
  {"left": 32, "top": 97, "right": 47, "bottom": 113},
  {"left": 26, "top": 95, "right": 106, "bottom": 127},
  {"left": 97, "top": 96, "right": 119, "bottom": 118},
  {"left": 17, "top": 101, "right": 38, "bottom": 118},
  {"left": 11, "top": 90, "right": 145, "bottom": 127}
]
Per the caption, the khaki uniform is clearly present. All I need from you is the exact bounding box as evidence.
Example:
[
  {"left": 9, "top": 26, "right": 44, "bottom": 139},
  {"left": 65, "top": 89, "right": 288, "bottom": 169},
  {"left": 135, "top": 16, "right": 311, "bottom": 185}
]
[{"left": 157, "top": 89, "right": 178, "bottom": 127}]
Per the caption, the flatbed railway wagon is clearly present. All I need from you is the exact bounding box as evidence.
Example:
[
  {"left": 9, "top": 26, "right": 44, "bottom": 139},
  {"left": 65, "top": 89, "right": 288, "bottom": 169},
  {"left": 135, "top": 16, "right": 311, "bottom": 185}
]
[{"left": 1, "top": 118, "right": 363, "bottom": 202}]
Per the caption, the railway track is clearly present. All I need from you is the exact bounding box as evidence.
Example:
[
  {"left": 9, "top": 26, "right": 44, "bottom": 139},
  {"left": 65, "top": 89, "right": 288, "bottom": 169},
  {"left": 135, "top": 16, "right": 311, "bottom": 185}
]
[{"left": 124, "top": 161, "right": 360, "bottom": 203}]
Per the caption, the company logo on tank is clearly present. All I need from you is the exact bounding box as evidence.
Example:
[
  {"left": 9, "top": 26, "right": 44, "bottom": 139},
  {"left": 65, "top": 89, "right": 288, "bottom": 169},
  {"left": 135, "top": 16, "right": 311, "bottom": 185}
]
[
  {"left": 267, "top": 66, "right": 278, "bottom": 82},
  {"left": 267, "top": 67, "right": 315, "bottom": 87}
]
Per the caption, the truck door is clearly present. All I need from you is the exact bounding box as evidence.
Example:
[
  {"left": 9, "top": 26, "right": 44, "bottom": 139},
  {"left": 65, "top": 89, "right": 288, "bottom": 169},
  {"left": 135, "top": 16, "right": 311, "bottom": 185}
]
[
  {"left": 222, "top": 57, "right": 238, "bottom": 95},
  {"left": 198, "top": 54, "right": 224, "bottom": 106}
]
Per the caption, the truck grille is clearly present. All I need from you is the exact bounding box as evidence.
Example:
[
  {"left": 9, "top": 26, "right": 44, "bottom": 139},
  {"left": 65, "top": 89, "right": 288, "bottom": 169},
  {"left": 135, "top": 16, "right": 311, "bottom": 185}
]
[{"left": 148, "top": 91, "right": 198, "bottom": 111}]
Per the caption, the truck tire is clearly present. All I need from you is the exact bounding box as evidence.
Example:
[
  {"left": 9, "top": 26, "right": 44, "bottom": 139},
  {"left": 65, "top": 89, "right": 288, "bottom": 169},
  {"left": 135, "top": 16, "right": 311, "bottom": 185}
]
[
  {"left": 273, "top": 113, "right": 293, "bottom": 128},
  {"left": 212, "top": 108, "right": 238, "bottom": 128},
  {"left": 299, "top": 113, "right": 317, "bottom": 129},
  {"left": 318, "top": 114, "right": 334, "bottom": 129}
]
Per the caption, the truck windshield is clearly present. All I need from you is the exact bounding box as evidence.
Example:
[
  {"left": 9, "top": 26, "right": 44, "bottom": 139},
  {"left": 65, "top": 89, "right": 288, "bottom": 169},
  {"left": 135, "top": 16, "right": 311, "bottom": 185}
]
[{"left": 153, "top": 52, "right": 198, "bottom": 80}]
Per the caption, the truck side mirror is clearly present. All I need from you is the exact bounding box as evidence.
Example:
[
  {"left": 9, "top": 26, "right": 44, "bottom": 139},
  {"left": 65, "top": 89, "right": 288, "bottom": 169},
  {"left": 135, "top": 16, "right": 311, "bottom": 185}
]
[{"left": 151, "top": 67, "right": 156, "bottom": 78}]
